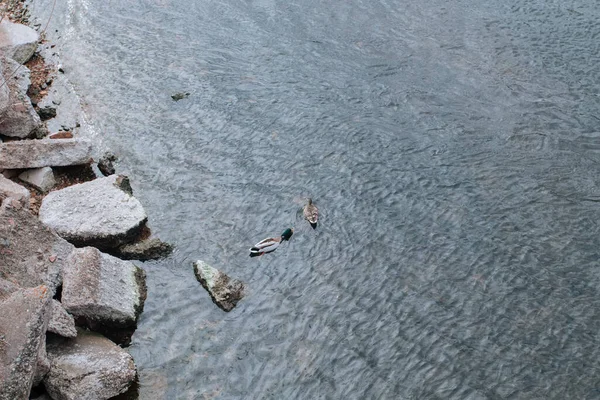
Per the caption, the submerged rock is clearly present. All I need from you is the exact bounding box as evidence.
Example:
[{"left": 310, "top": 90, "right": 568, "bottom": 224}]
[
  {"left": 193, "top": 260, "right": 245, "bottom": 312},
  {"left": 48, "top": 299, "right": 77, "bottom": 338},
  {"left": 0, "top": 198, "right": 72, "bottom": 294},
  {"left": 38, "top": 175, "right": 148, "bottom": 250},
  {"left": 0, "top": 138, "right": 92, "bottom": 169},
  {"left": 0, "top": 174, "right": 30, "bottom": 207},
  {"left": 0, "top": 284, "right": 52, "bottom": 400},
  {"left": 0, "top": 57, "right": 43, "bottom": 138},
  {"left": 44, "top": 329, "right": 137, "bottom": 400},
  {"left": 0, "top": 20, "right": 39, "bottom": 64},
  {"left": 114, "top": 237, "right": 174, "bottom": 261},
  {"left": 171, "top": 92, "right": 190, "bottom": 101},
  {"left": 61, "top": 247, "right": 147, "bottom": 329},
  {"left": 18, "top": 166, "right": 56, "bottom": 192}
]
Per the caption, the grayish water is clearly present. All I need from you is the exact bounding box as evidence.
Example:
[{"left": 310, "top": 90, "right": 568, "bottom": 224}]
[{"left": 28, "top": 0, "right": 600, "bottom": 398}]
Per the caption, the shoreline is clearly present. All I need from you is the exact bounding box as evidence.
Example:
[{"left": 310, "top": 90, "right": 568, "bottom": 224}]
[{"left": 0, "top": 2, "right": 170, "bottom": 399}]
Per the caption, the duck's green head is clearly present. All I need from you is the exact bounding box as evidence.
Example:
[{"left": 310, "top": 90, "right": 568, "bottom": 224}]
[{"left": 281, "top": 228, "right": 294, "bottom": 241}]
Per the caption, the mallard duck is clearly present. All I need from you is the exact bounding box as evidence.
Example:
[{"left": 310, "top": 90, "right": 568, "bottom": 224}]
[
  {"left": 303, "top": 198, "right": 318, "bottom": 229},
  {"left": 249, "top": 228, "right": 294, "bottom": 257}
]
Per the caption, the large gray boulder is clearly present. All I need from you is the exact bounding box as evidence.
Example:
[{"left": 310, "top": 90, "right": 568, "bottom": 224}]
[
  {"left": 0, "top": 20, "right": 39, "bottom": 64},
  {"left": 0, "top": 284, "right": 52, "bottom": 400},
  {"left": 44, "top": 329, "right": 137, "bottom": 400},
  {"left": 0, "top": 57, "right": 43, "bottom": 138},
  {"left": 39, "top": 175, "right": 148, "bottom": 249},
  {"left": 0, "top": 138, "right": 92, "bottom": 169},
  {"left": 0, "top": 173, "right": 30, "bottom": 207},
  {"left": 48, "top": 299, "right": 77, "bottom": 338},
  {"left": 0, "top": 198, "right": 72, "bottom": 294},
  {"left": 193, "top": 260, "right": 245, "bottom": 312},
  {"left": 61, "top": 247, "right": 146, "bottom": 328}
]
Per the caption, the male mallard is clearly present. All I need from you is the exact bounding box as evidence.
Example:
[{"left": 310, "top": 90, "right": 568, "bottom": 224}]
[
  {"left": 303, "top": 198, "right": 318, "bottom": 229},
  {"left": 249, "top": 228, "right": 294, "bottom": 257}
]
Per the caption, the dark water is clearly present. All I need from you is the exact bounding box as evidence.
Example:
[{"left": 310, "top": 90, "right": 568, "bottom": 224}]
[{"left": 28, "top": 0, "right": 600, "bottom": 398}]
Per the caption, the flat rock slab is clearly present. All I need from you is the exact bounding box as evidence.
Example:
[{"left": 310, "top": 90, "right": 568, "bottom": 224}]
[
  {"left": 62, "top": 247, "right": 146, "bottom": 328},
  {"left": 0, "top": 138, "right": 92, "bottom": 169},
  {"left": 193, "top": 260, "right": 245, "bottom": 312},
  {"left": 0, "top": 174, "right": 29, "bottom": 207},
  {"left": 19, "top": 166, "right": 56, "bottom": 192},
  {"left": 0, "top": 198, "right": 72, "bottom": 294},
  {"left": 39, "top": 175, "right": 147, "bottom": 249},
  {"left": 48, "top": 299, "right": 77, "bottom": 338},
  {"left": 0, "top": 20, "right": 39, "bottom": 64},
  {"left": 0, "top": 57, "right": 43, "bottom": 138},
  {"left": 0, "top": 285, "right": 52, "bottom": 400},
  {"left": 44, "top": 329, "right": 136, "bottom": 400}
]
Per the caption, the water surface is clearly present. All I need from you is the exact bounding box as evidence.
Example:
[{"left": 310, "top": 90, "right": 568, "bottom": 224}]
[{"left": 28, "top": 0, "right": 600, "bottom": 398}]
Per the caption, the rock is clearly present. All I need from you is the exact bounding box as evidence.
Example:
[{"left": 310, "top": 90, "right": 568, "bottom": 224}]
[
  {"left": 114, "top": 237, "right": 174, "bottom": 261},
  {"left": 37, "top": 105, "right": 57, "bottom": 121},
  {"left": 0, "top": 20, "right": 40, "bottom": 63},
  {"left": 193, "top": 261, "right": 245, "bottom": 312},
  {"left": 48, "top": 299, "right": 77, "bottom": 338},
  {"left": 39, "top": 175, "right": 148, "bottom": 249},
  {"left": 97, "top": 151, "right": 117, "bottom": 176},
  {"left": 0, "top": 138, "right": 93, "bottom": 169},
  {"left": 44, "top": 329, "right": 137, "bottom": 400},
  {"left": 0, "top": 285, "right": 52, "bottom": 400},
  {"left": 0, "top": 57, "right": 44, "bottom": 138},
  {"left": 0, "top": 198, "right": 72, "bottom": 293},
  {"left": 48, "top": 131, "right": 73, "bottom": 139},
  {"left": 171, "top": 92, "right": 190, "bottom": 101},
  {"left": 0, "top": 173, "right": 29, "bottom": 207},
  {"left": 18, "top": 166, "right": 55, "bottom": 192},
  {"left": 61, "top": 247, "right": 146, "bottom": 329}
]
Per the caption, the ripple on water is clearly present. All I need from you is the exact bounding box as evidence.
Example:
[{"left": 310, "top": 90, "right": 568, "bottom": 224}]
[{"left": 27, "top": 0, "right": 600, "bottom": 397}]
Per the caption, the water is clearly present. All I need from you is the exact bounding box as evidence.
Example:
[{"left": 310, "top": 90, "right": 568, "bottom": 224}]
[{"left": 27, "top": 0, "right": 600, "bottom": 398}]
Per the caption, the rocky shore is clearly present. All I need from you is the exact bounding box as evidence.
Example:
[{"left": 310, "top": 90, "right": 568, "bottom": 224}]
[{"left": 0, "top": 5, "right": 171, "bottom": 399}]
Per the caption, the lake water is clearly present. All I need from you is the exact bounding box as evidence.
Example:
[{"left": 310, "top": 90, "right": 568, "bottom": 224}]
[{"left": 28, "top": 0, "right": 600, "bottom": 398}]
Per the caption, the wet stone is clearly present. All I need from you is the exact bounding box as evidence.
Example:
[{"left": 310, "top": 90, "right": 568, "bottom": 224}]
[{"left": 193, "top": 260, "right": 245, "bottom": 312}]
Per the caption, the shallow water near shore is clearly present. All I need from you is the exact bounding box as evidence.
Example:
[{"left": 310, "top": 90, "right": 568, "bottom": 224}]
[{"left": 27, "top": 0, "right": 600, "bottom": 398}]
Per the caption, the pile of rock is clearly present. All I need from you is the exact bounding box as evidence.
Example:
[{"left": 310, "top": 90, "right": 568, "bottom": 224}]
[
  {"left": 0, "top": 18, "right": 170, "bottom": 400},
  {"left": 0, "top": 199, "right": 143, "bottom": 399}
]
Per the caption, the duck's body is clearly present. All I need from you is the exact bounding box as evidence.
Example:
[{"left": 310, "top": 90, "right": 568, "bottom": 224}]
[
  {"left": 303, "top": 198, "right": 318, "bottom": 229},
  {"left": 249, "top": 228, "right": 294, "bottom": 257}
]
